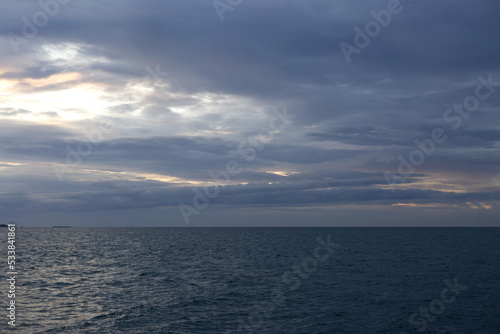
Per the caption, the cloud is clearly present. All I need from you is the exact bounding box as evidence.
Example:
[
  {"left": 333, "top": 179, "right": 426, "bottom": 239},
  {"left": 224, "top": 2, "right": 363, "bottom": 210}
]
[{"left": 0, "top": 0, "right": 499, "bottom": 225}]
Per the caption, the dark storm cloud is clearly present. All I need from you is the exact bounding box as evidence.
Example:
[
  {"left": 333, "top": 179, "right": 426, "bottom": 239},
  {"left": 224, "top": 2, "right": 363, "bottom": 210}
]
[
  {"left": 1, "top": 179, "right": 498, "bottom": 214},
  {"left": 308, "top": 126, "right": 500, "bottom": 150},
  {"left": 0, "top": 64, "right": 64, "bottom": 79},
  {"left": 307, "top": 127, "right": 417, "bottom": 147},
  {"left": 0, "top": 0, "right": 499, "bottom": 224},
  {"left": 0, "top": 120, "right": 366, "bottom": 180},
  {"left": 0, "top": 120, "right": 72, "bottom": 144},
  {"left": 3, "top": 1, "right": 500, "bottom": 122}
]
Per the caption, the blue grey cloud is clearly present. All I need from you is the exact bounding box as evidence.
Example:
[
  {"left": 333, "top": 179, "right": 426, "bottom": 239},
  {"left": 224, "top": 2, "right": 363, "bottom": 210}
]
[{"left": 0, "top": 0, "right": 499, "bottom": 225}]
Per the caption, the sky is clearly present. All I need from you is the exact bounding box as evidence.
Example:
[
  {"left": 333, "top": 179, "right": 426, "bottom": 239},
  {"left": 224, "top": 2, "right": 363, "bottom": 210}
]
[{"left": 0, "top": 0, "right": 499, "bottom": 227}]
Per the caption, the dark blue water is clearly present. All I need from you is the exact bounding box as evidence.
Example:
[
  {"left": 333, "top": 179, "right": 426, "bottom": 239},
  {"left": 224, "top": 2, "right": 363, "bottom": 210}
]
[{"left": 1, "top": 227, "right": 499, "bottom": 333}]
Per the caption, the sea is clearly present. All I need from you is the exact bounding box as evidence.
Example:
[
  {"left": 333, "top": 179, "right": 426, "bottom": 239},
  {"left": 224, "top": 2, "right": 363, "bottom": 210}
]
[{"left": 1, "top": 227, "right": 499, "bottom": 333}]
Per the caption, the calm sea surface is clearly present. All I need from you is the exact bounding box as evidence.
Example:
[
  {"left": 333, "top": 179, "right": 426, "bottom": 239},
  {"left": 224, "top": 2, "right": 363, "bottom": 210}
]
[{"left": 1, "top": 227, "right": 499, "bottom": 333}]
